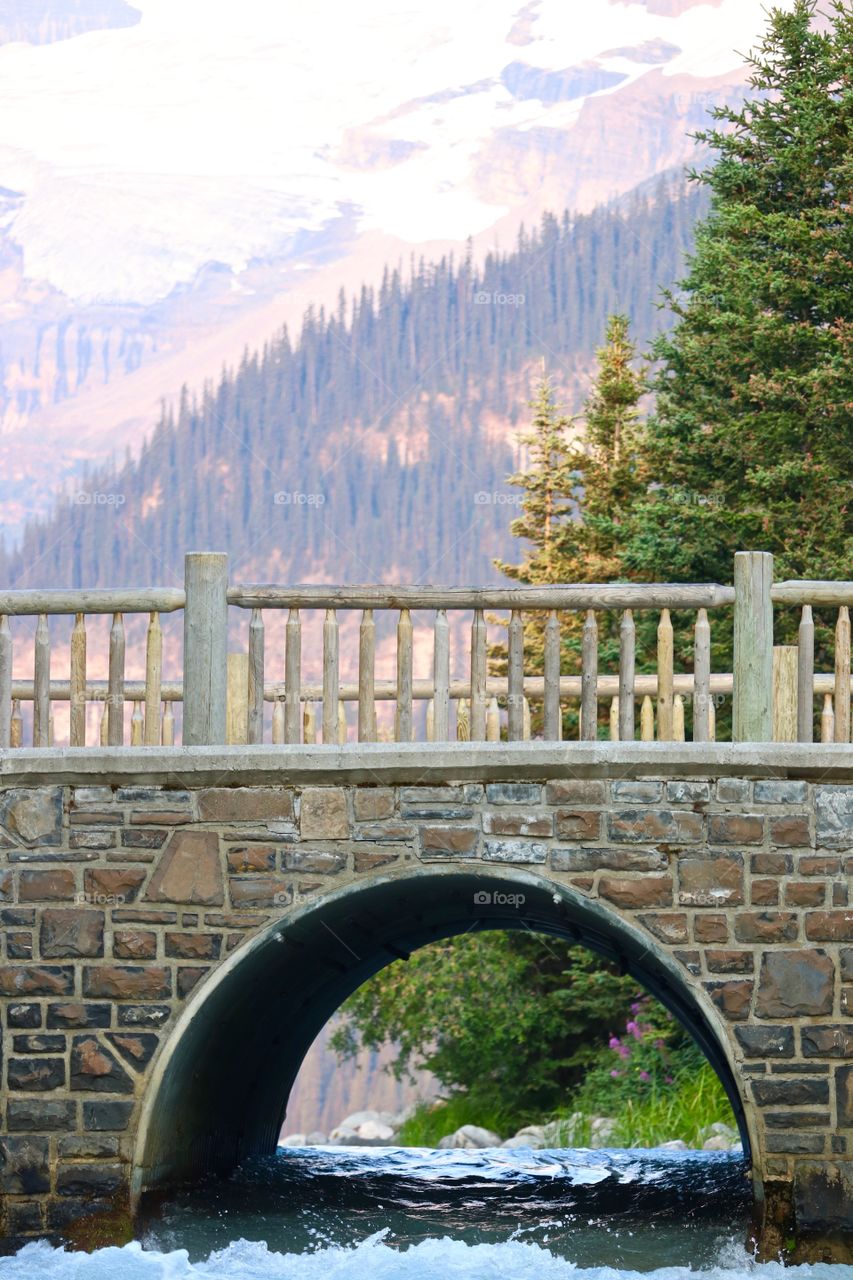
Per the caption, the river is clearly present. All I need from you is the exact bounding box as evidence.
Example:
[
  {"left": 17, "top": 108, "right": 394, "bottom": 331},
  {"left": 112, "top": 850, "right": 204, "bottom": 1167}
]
[{"left": 0, "top": 1147, "right": 850, "bottom": 1279}]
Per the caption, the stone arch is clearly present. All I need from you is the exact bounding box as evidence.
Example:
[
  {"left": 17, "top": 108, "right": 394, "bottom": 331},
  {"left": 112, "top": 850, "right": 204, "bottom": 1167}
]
[{"left": 131, "top": 864, "right": 753, "bottom": 1205}]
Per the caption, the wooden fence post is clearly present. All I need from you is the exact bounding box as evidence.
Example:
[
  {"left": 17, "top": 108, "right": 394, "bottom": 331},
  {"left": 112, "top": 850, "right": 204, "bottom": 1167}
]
[
  {"left": 226, "top": 651, "right": 249, "bottom": 745},
  {"left": 772, "top": 645, "right": 798, "bottom": 743},
  {"left": 183, "top": 552, "right": 228, "bottom": 745},
  {"left": 733, "top": 551, "right": 773, "bottom": 742}
]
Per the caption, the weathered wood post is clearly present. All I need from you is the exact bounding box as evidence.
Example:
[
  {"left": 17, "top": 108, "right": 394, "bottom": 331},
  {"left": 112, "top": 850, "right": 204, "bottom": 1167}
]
[
  {"left": 772, "top": 645, "right": 798, "bottom": 743},
  {"left": 183, "top": 552, "right": 228, "bottom": 745},
  {"left": 226, "top": 652, "right": 249, "bottom": 745},
  {"left": 733, "top": 551, "right": 773, "bottom": 742}
]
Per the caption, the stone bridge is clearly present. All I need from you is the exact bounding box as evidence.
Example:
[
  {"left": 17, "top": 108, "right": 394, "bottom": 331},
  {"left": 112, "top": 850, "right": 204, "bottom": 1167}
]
[{"left": 1, "top": 744, "right": 853, "bottom": 1262}]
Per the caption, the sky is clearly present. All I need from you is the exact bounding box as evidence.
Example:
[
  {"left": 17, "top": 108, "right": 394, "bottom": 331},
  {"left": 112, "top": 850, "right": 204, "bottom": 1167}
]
[{"left": 0, "top": 0, "right": 796, "bottom": 304}]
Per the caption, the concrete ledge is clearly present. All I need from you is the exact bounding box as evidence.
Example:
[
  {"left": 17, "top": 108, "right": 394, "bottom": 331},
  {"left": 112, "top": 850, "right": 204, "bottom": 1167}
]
[{"left": 1, "top": 741, "right": 852, "bottom": 786}]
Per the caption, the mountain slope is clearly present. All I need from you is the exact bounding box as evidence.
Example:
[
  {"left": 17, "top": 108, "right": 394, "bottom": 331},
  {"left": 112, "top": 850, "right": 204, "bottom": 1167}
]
[{"left": 2, "top": 179, "right": 706, "bottom": 589}]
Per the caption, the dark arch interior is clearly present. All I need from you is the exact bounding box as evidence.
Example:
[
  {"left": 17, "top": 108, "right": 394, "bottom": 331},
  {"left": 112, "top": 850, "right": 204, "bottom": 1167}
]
[{"left": 136, "top": 870, "right": 749, "bottom": 1196}]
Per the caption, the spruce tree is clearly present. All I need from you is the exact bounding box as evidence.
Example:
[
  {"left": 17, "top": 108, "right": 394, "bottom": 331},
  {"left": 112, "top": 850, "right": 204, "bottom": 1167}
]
[{"left": 624, "top": 0, "right": 853, "bottom": 588}]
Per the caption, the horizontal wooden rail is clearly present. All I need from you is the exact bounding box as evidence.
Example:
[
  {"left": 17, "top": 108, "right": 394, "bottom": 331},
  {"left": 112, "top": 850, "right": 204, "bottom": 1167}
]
[
  {"left": 228, "top": 583, "right": 735, "bottom": 611},
  {"left": 0, "top": 589, "right": 185, "bottom": 616},
  {"left": 772, "top": 581, "right": 853, "bottom": 607}
]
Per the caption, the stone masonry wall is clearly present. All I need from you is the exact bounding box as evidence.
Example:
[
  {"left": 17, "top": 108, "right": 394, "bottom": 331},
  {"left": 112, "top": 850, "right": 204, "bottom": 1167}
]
[{"left": 1, "top": 773, "right": 852, "bottom": 1254}]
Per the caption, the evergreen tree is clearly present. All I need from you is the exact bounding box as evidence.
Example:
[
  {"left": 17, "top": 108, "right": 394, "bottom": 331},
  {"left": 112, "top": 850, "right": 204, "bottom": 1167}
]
[{"left": 623, "top": 0, "right": 853, "bottom": 590}]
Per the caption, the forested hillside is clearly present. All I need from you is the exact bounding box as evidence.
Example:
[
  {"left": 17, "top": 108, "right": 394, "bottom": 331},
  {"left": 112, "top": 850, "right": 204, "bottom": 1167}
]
[{"left": 2, "top": 178, "right": 706, "bottom": 588}]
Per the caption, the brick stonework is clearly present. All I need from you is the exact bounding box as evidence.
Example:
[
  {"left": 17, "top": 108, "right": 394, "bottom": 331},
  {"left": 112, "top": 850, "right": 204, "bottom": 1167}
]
[{"left": 0, "top": 773, "right": 852, "bottom": 1258}]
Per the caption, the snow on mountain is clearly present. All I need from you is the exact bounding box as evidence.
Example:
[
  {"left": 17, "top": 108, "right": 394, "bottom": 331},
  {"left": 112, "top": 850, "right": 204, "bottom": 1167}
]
[
  {"left": 1, "top": 0, "right": 790, "bottom": 306},
  {"left": 0, "top": 0, "right": 796, "bottom": 542}
]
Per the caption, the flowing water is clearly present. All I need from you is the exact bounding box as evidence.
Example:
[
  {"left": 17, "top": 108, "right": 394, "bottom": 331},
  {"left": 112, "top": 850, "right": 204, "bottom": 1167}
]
[{"left": 1, "top": 1146, "right": 850, "bottom": 1279}]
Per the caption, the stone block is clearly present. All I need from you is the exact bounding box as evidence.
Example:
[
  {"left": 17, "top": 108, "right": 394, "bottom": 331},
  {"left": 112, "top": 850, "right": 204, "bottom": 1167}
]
[
  {"left": 815, "top": 787, "right": 853, "bottom": 848},
  {"left": 353, "top": 848, "right": 402, "bottom": 872},
  {"left": 83, "top": 965, "right": 171, "bottom": 1000},
  {"left": 82, "top": 1101, "right": 135, "bottom": 1131},
  {"left": 735, "top": 1025, "right": 795, "bottom": 1058},
  {"left": 800, "top": 856, "right": 840, "bottom": 875},
  {"left": 836, "top": 1064, "right": 853, "bottom": 1126},
  {"left": 58, "top": 1135, "right": 120, "bottom": 1156},
  {"left": 752, "top": 1078, "right": 829, "bottom": 1106},
  {"left": 611, "top": 781, "right": 662, "bottom": 802},
  {"left": 56, "top": 1162, "right": 125, "bottom": 1197},
  {"left": 18, "top": 869, "right": 76, "bottom": 902},
  {"left": 842, "top": 949, "right": 853, "bottom": 982},
  {"left": 706, "top": 950, "right": 754, "bottom": 974},
  {"left": 801, "top": 1026, "right": 853, "bottom": 1058},
  {"left": 483, "top": 812, "right": 553, "bottom": 837},
  {"left": 666, "top": 781, "right": 711, "bottom": 804},
  {"left": 552, "top": 847, "right": 666, "bottom": 872},
  {"left": 229, "top": 876, "right": 290, "bottom": 907},
  {"left": 715, "top": 778, "right": 750, "bottom": 802},
  {"left": 46, "top": 1002, "right": 110, "bottom": 1028},
  {"left": 284, "top": 849, "right": 346, "bottom": 874},
  {"left": 120, "top": 829, "right": 168, "bottom": 849},
  {"left": 805, "top": 912, "right": 853, "bottom": 942},
  {"left": 70, "top": 1036, "right": 134, "bottom": 1092},
  {"left": 756, "top": 950, "right": 833, "bottom": 1018},
  {"left": 750, "top": 879, "right": 779, "bottom": 906},
  {"left": 752, "top": 852, "right": 792, "bottom": 876},
  {"left": 485, "top": 783, "right": 541, "bottom": 805},
  {"left": 693, "top": 915, "right": 729, "bottom": 943},
  {"left": 299, "top": 789, "right": 349, "bottom": 839},
  {"left": 145, "top": 830, "right": 224, "bottom": 905},
  {"left": 609, "top": 810, "right": 703, "bottom": 843},
  {"left": 7, "top": 1057, "right": 65, "bottom": 1090},
  {"left": 636, "top": 913, "right": 689, "bottom": 945},
  {"left": 545, "top": 780, "right": 606, "bottom": 805},
  {"left": 679, "top": 855, "right": 743, "bottom": 907},
  {"left": 754, "top": 780, "right": 808, "bottom": 804},
  {"left": 708, "top": 814, "right": 763, "bottom": 844},
  {"left": 11, "top": 1033, "right": 65, "bottom": 1053},
  {"left": 794, "top": 1161, "right": 853, "bottom": 1232},
  {"left": 765, "top": 1134, "right": 826, "bottom": 1154},
  {"left": 198, "top": 787, "right": 294, "bottom": 822},
  {"left": 164, "top": 932, "right": 221, "bottom": 959},
  {"left": 6, "top": 1202, "right": 44, "bottom": 1234},
  {"left": 226, "top": 845, "right": 277, "bottom": 873},
  {"left": 40, "top": 908, "right": 104, "bottom": 958},
  {"left": 0, "top": 1136, "right": 50, "bottom": 1194},
  {"left": 106, "top": 1032, "right": 159, "bottom": 1068},
  {"left": 483, "top": 839, "right": 547, "bottom": 864},
  {"left": 113, "top": 930, "right": 157, "bottom": 960},
  {"left": 735, "top": 912, "right": 798, "bottom": 944},
  {"left": 0, "top": 789, "right": 62, "bottom": 846},
  {"left": 598, "top": 876, "right": 673, "bottom": 909},
  {"left": 784, "top": 882, "right": 825, "bottom": 908},
  {"left": 177, "top": 967, "right": 209, "bottom": 997},
  {"left": 704, "top": 980, "right": 752, "bottom": 1020},
  {"left": 6, "top": 1099, "right": 75, "bottom": 1131},
  {"left": 555, "top": 810, "right": 601, "bottom": 841},
  {"left": 765, "top": 1110, "right": 830, "bottom": 1129},
  {"left": 117, "top": 1005, "right": 170, "bottom": 1028},
  {"left": 419, "top": 827, "right": 478, "bottom": 856},
  {"left": 0, "top": 966, "right": 74, "bottom": 997},
  {"left": 770, "top": 817, "right": 811, "bottom": 847},
  {"left": 7, "top": 1003, "right": 41, "bottom": 1028},
  {"left": 353, "top": 790, "right": 395, "bottom": 821}
]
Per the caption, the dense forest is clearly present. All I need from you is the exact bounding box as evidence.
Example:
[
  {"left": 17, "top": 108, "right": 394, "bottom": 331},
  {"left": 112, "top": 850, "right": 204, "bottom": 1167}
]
[{"left": 1, "top": 175, "right": 706, "bottom": 588}]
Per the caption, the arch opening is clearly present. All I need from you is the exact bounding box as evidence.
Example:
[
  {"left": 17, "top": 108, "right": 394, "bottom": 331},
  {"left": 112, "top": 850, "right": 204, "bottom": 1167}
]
[{"left": 133, "top": 868, "right": 751, "bottom": 1202}]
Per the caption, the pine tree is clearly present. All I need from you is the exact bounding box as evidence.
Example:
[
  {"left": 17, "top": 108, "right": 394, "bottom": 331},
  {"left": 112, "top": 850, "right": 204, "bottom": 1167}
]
[{"left": 623, "top": 0, "right": 853, "bottom": 590}]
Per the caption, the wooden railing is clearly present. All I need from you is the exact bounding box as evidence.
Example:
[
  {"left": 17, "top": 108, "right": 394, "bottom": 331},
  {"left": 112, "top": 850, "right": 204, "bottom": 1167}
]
[{"left": 0, "top": 551, "right": 850, "bottom": 748}]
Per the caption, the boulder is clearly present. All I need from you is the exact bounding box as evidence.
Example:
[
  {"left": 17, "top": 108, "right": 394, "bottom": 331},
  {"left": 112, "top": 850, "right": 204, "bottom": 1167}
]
[
  {"left": 279, "top": 1133, "right": 306, "bottom": 1146},
  {"left": 437, "top": 1124, "right": 502, "bottom": 1149},
  {"left": 589, "top": 1117, "right": 618, "bottom": 1148},
  {"left": 658, "top": 1139, "right": 690, "bottom": 1151}
]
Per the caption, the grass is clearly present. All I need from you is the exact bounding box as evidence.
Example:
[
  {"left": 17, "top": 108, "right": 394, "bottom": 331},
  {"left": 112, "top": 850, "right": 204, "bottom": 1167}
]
[
  {"left": 398, "top": 1062, "right": 736, "bottom": 1149},
  {"left": 396, "top": 1095, "right": 517, "bottom": 1146}
]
